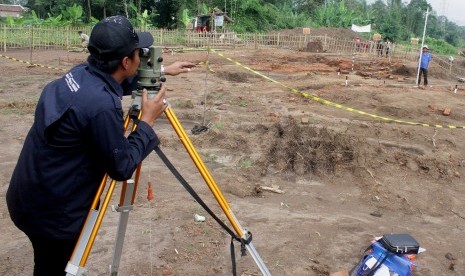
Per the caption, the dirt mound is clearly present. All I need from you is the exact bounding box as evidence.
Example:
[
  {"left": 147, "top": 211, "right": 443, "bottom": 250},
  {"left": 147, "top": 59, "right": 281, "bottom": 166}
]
[
  {"left": 305, "top": 41, "right": 324, "bottom": 53},
  {"left": 258, "top": 118, "right": 360, "bottom": 176},
  {"left": 216, "top": 71, "right": 254, "bottom": 82},
  {"left": 392, "top": 64, "right": 412, "bottom": 76},
  {"left": 271, "top": 27, "right": 358, "bottom": 40}
]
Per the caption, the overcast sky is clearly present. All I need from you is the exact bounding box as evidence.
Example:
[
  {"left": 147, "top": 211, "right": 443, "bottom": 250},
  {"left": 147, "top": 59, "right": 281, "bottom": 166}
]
[
  {"left": 367, "top": 0, "right": 465, "bottom": 26},
  {"left": 425, "top": 0, "right": 465, "bottom": 26}
]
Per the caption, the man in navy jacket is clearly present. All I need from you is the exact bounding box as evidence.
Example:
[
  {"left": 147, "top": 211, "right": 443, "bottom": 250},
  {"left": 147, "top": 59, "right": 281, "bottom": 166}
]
[{"left": 7, "top": 15, "right": 194, "bottom": 276}]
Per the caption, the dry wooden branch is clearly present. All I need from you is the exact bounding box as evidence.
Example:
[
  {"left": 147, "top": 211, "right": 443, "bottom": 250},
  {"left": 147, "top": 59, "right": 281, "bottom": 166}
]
[{"left": 260, "top": 185, "right": 284, "bottom": 194}]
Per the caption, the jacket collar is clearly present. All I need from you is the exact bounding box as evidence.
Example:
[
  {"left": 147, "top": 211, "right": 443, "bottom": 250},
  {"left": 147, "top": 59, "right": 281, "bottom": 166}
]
[{"left": 87, "top": 63, "right": 124, "bottom": 99}]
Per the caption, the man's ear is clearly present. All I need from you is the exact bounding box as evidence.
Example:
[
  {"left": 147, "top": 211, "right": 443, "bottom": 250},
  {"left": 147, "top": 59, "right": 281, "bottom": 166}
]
[{"left": 122, "top": 57, "right": 129, "bottom": 70}]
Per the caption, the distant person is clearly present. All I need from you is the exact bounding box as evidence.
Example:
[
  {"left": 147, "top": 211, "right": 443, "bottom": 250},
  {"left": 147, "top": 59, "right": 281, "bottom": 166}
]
[
  {"left": 78, "top": 30, "right": 89, "bottom": 49},
  {"left": 376, "top": 41, "right": 384, "bottom": 57},
  {"left": 385, "top": 40, "right": 391, "bottom": 57},
  {"left": 368, "top": 40, "right": 374, "bottom": 53},
  {"left": 354, "top": 37, "right": 361, "bottom": 52},
  {"left": 418, "top": 45, "right": 432, "bottom": 86}
]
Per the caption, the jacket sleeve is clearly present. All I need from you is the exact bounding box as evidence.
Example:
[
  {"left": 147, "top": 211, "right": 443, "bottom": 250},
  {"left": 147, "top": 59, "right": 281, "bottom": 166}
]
[{"left": 88, "top": 108, "right": 160, "bottom": 181}]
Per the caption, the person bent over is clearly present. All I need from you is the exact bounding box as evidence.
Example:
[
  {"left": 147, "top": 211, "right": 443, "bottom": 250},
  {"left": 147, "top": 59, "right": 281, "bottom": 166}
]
[{"left": 7, "top": 15, "right": 194, "bottom": 276}]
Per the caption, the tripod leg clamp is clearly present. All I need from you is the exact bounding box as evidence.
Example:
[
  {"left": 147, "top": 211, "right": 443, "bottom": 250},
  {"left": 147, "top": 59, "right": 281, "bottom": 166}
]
[
  {"left": 129, "top": 105, "right": 141, "bottom": 124},
  {"left": 240, "top": 231, "right": 253, "bottom": 256}
]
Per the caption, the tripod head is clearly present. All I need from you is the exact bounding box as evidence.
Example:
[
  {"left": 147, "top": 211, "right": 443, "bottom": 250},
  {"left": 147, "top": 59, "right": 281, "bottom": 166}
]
[{"left": 131, "top": 46, "right": 166, "bottom": 110}]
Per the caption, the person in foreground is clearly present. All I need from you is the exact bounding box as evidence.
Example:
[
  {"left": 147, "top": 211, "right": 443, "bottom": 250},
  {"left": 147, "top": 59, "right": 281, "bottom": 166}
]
[
  {"left": 418, "top": 45, "right": 432, "bottom": 87},
  {"left": 6, "top": 15, "right": 194, "bottom": 276}
]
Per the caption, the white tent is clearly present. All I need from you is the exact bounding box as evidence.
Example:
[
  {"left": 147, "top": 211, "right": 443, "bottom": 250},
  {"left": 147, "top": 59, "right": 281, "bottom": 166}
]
[{"left": 351, "top": 24, "right": 371, "bottom": 33}]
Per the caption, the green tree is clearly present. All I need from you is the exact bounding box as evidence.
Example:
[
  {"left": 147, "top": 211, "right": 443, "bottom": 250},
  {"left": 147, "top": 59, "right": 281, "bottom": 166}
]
[
  {"left": 294, "top": 0, "right": 325, "bottom": 15},
  {"left": 404, "top": 0, "right": 430, "bottom": 38},
  {"left": 377, "top": 0, "right": 402, "bottom": 41},
  {"left": 129, "top": 2, "right": 157, "bottom": 29},
  {"left": 62, "top": 4, "right": 84, "bottom": 26},
  {"left": 180, "top": 8, "right": 195, "bottom": 28},
  {"left": 86, "top": 0, "right": 92, "bottom": 21},
  {"left": 9, "top": 0, "right": 463, "bottom": 49},
  {"left": 314, "top": 0, "right": 355, "bottom": 28},
  {"left": 233, "top": 0, "right": 272, "bottom": 32},
  {"left": 154, "top": 0, "right": 180, "bottom": 28},
  {"left": 93, "top": 0, "right": 108, "bottom": 18}
]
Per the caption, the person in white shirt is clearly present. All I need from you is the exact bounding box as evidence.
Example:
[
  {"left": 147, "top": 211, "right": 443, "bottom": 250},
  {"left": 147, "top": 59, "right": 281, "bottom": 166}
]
[{"left": 78, "top": 31, "right": 89, "bottom": 49}]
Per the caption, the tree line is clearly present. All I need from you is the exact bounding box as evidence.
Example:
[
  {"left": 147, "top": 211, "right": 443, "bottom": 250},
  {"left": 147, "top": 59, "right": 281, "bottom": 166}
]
[{"left": 1, "top": 0, "right": 464, "bottom": 53}]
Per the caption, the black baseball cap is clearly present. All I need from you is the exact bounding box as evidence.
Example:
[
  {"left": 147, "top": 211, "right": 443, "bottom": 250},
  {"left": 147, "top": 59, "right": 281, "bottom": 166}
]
[{"left": 88, "top": 15, "right": 154, "bottom": 61}]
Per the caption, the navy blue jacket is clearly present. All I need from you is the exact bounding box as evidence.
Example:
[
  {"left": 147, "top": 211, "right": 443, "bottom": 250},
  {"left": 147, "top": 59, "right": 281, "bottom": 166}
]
[{"left": 7, "top": 63, "right": 159, "bottom": 239}]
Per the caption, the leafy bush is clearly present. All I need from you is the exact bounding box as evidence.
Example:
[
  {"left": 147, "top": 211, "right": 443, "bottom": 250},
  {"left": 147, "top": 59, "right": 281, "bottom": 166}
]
[{"left": 425, "top": 37, "right": 459, "bottom": 55}]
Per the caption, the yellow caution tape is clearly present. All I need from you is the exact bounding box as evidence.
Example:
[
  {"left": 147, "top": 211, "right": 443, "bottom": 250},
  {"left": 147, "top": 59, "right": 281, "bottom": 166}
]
[
  {"left": 212, "top": 49, "right": 464, "bottom": 129},
  {"left": 0, "top": 54, "right": 67, "bottom": 71},
  {"left": 197, "top": 60, "right": 215, "bottom": 73}
]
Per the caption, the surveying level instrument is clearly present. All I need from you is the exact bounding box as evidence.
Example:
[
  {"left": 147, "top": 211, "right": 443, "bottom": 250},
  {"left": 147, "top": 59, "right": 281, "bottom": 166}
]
[
  {"left": 65, "top": 46, "right": 271, "bottom": 276},
  {"left": 131, "top": 46, "right": 166, "bottom": 109}
]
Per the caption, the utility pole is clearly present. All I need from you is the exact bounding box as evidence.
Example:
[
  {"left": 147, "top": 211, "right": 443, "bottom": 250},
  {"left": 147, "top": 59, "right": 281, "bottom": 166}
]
[{"left": 416, "top": 7, "right": 429, "bottom": 87}]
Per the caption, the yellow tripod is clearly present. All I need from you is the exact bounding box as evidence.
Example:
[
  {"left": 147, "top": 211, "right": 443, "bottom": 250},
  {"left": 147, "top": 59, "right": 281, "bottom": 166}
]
[{"left": 64, "top": 46, "right": 271, "bottom": 276}]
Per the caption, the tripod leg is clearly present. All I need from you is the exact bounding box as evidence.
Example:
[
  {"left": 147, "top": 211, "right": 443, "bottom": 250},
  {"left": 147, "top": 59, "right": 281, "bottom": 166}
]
[
  {"left": 164, "top": 107, "right": 271, "bottom": 275},
  {"left": 66, "top": 179, "right": 119, "bottom": 276},
  {"left": 108, "top": 111, "right": 144, "bottom": 275},
  {"left": 109, "top": 179, "right": 136, "bottom": 276},
  {"left": 66, "top": 114, "right": 135, "bottom": 276}
]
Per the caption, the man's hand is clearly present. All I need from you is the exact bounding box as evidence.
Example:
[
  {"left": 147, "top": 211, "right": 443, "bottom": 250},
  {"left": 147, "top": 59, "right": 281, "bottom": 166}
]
[
  {"left": 164, "top": 61, "right": 196, "bottom": 76},
  {"left": 140, "top": 86, "right": 168, "bottom": 127}
]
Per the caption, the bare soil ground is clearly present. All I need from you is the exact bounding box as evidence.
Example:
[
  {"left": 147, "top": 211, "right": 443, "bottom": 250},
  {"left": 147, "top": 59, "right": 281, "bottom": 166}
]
[{"left": 1, "top": 47, "right": 465, "bottom": 276}]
